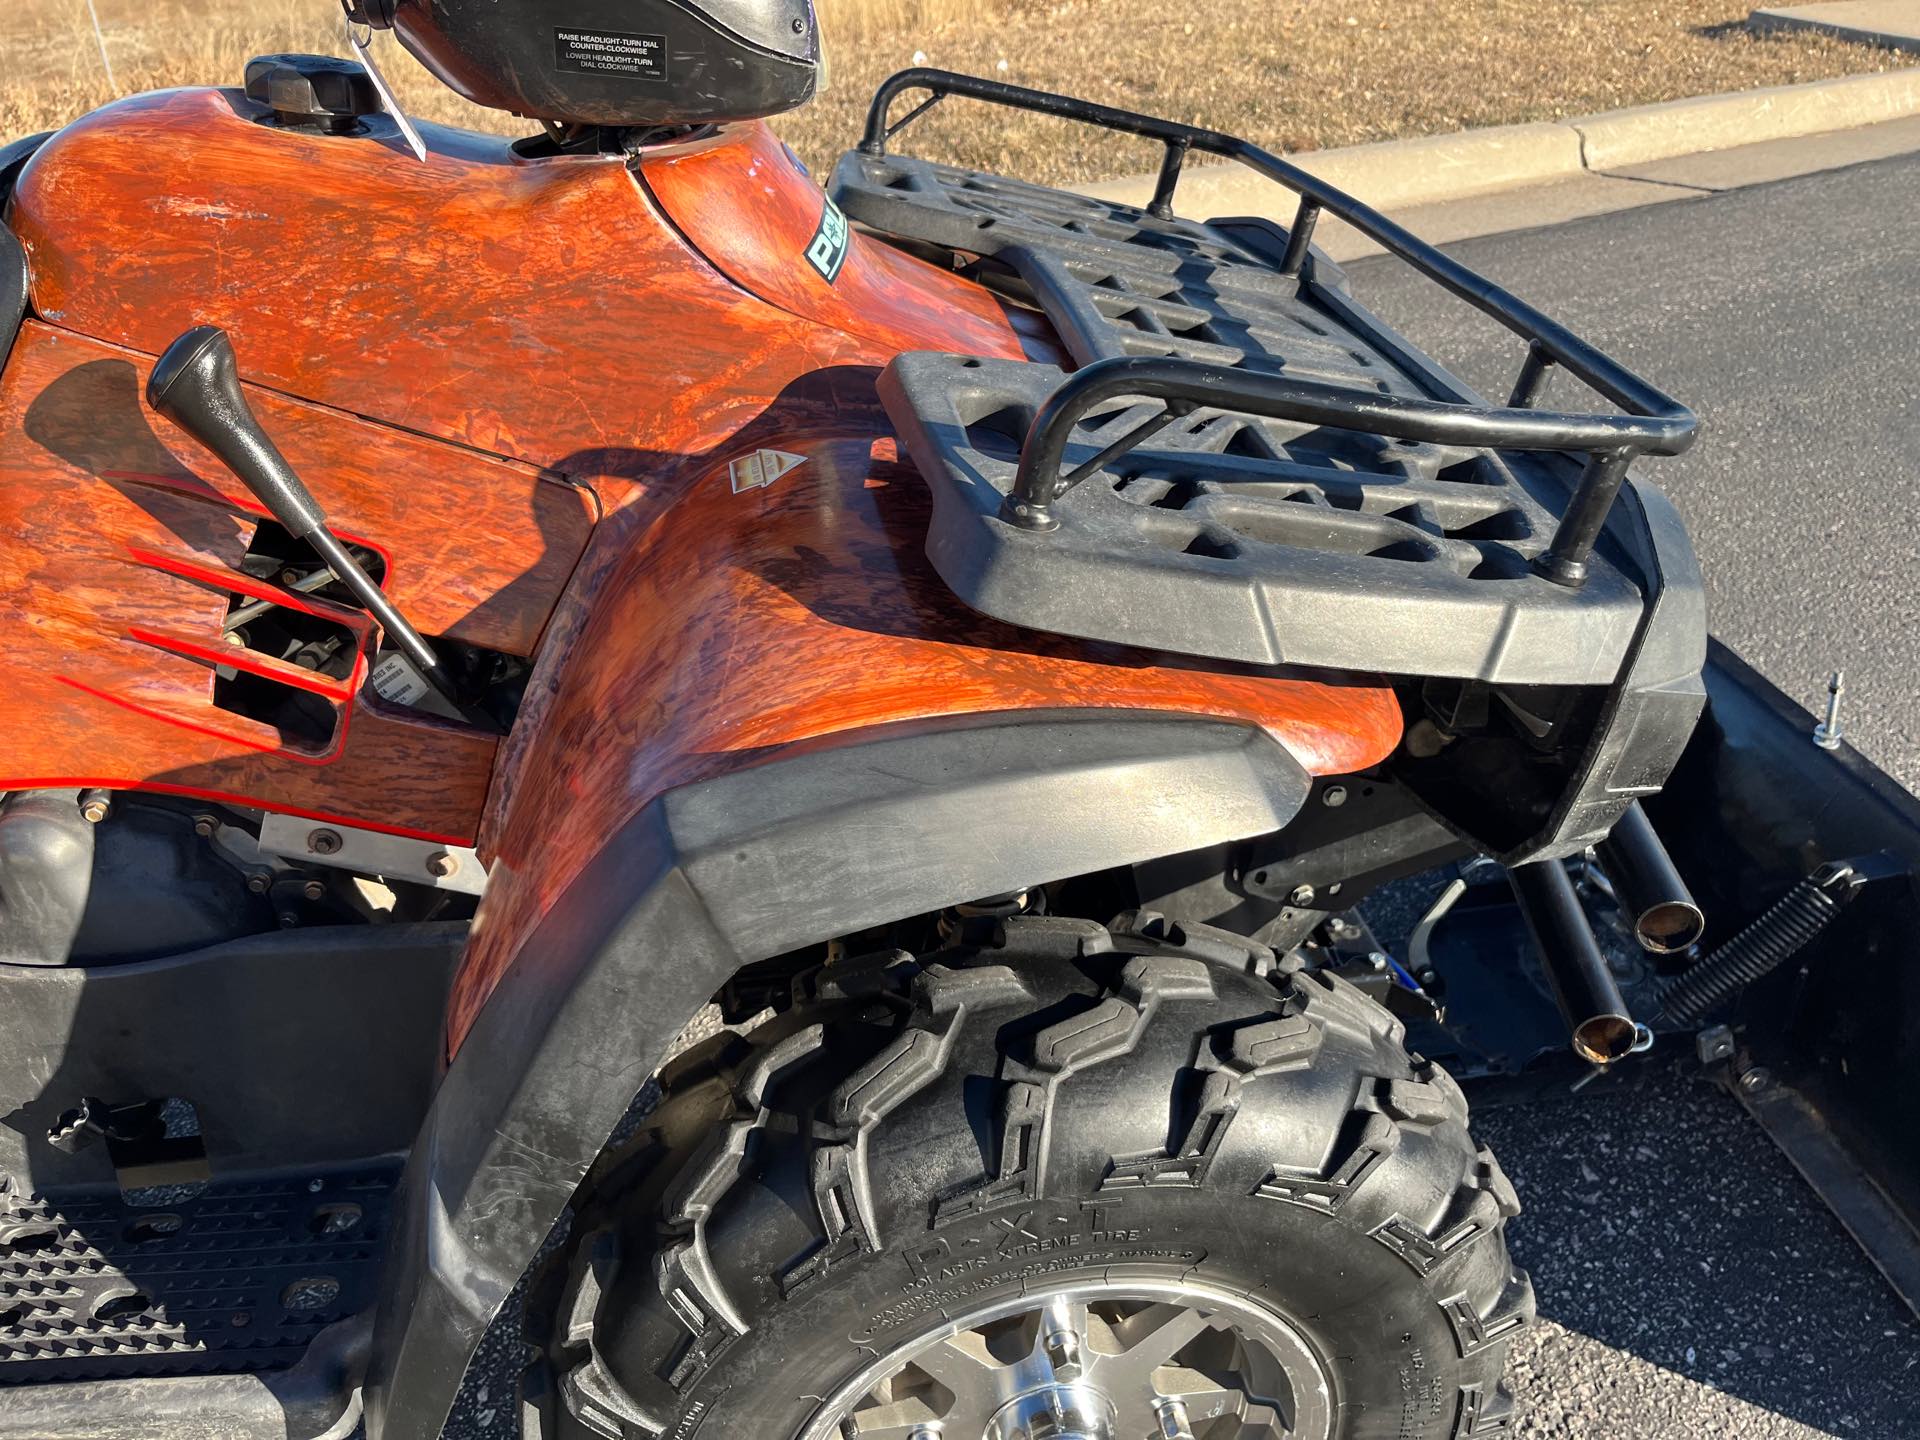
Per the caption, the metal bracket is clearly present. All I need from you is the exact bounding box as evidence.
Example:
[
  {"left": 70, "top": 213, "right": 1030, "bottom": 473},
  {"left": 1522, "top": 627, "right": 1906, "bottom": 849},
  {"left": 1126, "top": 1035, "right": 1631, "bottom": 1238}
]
[
  {"left": 257, "top": 813, "right": 486, "bottom": 896},
  {"left": 1695, "top": 1022, "right": 1736, "bottom": 1066},
  {"left": 46, "top": 1097, "right": 211, "bottom": 1192}
]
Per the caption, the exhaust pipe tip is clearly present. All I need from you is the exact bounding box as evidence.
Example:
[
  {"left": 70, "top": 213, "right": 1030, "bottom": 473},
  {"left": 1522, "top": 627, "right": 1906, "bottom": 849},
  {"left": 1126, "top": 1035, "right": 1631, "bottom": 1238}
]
[
  {"left": 1509, "top": 858, "right": 1645, "bottom": 1067},
  {"left": 1633, "top": 898, "right": 1706, "bottom": 954},
  {"left": 1571, "top": 1012, "right": 1639, "bottom": 1065},
  {"left": 1599, "top": 802, "right": 1705, "bottom": 955}
]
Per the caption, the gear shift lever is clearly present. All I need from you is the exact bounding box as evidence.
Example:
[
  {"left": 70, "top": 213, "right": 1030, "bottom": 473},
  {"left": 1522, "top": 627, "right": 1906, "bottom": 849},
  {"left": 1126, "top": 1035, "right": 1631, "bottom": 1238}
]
[{"left": 146, "top": 325, "right": 462, "bottom": 707}]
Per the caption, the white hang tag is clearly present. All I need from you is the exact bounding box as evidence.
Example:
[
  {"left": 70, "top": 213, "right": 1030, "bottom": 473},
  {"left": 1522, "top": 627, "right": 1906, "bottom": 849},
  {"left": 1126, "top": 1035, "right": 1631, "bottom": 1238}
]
[{"left": 346, "top": 19, "right": 430, "bottom": 164}]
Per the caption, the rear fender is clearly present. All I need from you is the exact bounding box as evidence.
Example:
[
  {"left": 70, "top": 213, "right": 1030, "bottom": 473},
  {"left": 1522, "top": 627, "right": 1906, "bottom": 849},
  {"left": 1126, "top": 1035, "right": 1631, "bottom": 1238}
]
[{"left": 361, "top": 709, "right": 1311, "bottom": 1438}]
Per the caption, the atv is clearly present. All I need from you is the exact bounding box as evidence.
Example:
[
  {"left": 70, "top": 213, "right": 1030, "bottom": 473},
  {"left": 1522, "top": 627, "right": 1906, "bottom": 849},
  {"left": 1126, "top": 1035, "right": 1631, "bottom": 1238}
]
[{"left": 1, "top": 4, "right": 1916, "bottom": 1439}]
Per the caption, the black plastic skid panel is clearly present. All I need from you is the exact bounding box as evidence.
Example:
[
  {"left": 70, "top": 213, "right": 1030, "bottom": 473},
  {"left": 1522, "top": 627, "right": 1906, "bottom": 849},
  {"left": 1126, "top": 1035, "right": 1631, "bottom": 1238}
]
[{"left": 0, "top": 222, "right": 28, "bottom": 377}]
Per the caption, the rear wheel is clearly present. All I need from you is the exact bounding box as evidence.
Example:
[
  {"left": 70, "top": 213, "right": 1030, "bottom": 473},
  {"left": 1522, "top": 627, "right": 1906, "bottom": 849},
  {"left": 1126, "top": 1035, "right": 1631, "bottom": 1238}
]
[{"left": 527, "top": 914, "right": 1533, "bottom": 1439}]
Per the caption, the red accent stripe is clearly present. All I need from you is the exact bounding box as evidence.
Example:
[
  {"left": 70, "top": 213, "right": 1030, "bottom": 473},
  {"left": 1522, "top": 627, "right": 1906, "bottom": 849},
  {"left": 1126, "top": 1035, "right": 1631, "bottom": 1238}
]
[
  {"left": 103, "top": 470, "right": 393, "bottom": 564},
  {"left": 124, "top": 546, "right": 373, "bottom": 633},
  {"left": 0, "top": 761, "right": 475, "bottom": 846},
  {"left": 54, "top": 673, "right": 346, "bottom": 762},
  {"left": 126, "top": 625, "right": 361, "bottom": 702}
]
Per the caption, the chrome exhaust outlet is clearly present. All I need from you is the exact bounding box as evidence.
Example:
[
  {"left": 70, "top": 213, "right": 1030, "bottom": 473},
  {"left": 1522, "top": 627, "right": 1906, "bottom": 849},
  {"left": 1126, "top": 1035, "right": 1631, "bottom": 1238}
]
[
  {"left": 1508, "top": 858, "right": 1639, "bottom": 1064},
  {"left": 1597, "top": 801, "right": 1706, "bottom": 953}
]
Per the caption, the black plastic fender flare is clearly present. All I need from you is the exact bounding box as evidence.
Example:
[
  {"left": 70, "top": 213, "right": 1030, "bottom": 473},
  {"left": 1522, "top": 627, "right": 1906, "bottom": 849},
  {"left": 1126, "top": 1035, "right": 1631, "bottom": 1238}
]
[
  {"left": 360, "top": 708, "right": 1316, "bottom": 1438},
  {"left": 0, "top": 217, "right": 30, "bottom": 374}
]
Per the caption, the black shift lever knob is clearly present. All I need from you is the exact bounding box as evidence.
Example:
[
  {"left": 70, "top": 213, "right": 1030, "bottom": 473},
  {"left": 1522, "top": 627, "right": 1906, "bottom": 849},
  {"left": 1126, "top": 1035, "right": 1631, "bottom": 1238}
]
[
  {"left": 147, "top": 325, "right": 328, "bottom": 540},
  {"left": 145, "top": 324, "right": 468, "bottom": 711}
]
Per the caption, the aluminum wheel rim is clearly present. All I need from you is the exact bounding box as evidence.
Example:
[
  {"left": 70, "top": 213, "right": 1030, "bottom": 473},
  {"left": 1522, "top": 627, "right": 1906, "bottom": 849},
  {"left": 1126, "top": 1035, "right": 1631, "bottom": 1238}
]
[{"left": 800, "top": 1278, "right": 1334, "bottom": 1440}]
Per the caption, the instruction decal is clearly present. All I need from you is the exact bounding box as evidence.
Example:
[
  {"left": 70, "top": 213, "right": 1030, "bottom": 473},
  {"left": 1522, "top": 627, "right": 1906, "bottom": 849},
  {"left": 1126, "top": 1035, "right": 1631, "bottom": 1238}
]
[{"left": 554, "top": 28, "right": 668, "bottom": 81}]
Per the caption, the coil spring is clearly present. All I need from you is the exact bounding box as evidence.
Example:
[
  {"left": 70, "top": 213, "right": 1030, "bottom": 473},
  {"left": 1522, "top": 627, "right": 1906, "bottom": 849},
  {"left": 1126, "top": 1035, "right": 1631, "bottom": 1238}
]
[{"left": 1659, "top": 862, "right": 1855, "bottom": 1025}]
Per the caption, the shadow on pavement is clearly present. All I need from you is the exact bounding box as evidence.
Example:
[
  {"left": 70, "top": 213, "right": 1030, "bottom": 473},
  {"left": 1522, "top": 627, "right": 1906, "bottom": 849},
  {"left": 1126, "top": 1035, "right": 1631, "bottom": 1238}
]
[{"left": 1472, "top": 1057, "right": 1920, "bottom": 1439}]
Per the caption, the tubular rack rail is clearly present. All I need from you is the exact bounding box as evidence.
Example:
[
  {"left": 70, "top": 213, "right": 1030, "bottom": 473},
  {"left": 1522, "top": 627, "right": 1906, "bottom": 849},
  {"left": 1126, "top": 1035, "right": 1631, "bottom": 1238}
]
[{"left": 855, "top": 69, "right": 1697, "bottom": 590}]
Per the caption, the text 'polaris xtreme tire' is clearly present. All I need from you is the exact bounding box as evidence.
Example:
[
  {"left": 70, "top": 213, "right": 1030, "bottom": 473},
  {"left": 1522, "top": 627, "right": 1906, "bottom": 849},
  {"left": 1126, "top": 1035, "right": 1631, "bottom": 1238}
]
[{"left": 527, "top": 914, "right": 1534, "bottom": 1440}]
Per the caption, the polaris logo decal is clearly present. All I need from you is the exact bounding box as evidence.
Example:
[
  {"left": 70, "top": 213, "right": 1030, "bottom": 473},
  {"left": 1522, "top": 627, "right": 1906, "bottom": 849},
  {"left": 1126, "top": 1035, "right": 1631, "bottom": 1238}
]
[
  {"left": 805, "top": 197, "right": 851, "bottom": 283},
  {"left": 729, "top": 448, "right": 807, "bottom": 493}
]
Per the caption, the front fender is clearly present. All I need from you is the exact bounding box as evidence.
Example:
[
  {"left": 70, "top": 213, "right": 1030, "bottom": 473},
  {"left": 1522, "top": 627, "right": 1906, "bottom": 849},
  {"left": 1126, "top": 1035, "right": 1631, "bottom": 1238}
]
[{"left": 362, "top": 708, "right": 1311, "bottom": 1438}]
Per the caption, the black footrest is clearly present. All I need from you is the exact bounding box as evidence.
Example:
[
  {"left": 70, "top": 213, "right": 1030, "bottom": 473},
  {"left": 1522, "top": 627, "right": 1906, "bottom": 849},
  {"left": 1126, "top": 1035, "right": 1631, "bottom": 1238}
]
[{"left": 0, "top": 1161, "right": 398, "bottom": 1385}]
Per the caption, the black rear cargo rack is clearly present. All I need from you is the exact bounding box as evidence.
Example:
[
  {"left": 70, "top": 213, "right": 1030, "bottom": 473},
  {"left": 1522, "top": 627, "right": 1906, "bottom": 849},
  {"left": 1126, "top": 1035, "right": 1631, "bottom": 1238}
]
[
  {"left": 852, "top": 69, "right": 1696, "bottom": 590},
  {"left": 836, "top": 68, "right": 1709, "bottom": 861}
]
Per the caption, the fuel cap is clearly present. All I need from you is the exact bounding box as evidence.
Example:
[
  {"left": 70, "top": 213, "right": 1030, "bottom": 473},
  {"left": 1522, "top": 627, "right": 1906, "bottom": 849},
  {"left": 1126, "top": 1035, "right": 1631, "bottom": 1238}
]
[{"left": 243, "top": 54, "right": 380, "bottom": 133}]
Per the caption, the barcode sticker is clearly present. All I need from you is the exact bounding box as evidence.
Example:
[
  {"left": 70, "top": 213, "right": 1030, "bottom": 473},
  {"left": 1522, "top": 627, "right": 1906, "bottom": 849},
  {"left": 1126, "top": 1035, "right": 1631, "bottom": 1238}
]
[{"left": 371, "top": 652, "right": 431, "bottom": 707}]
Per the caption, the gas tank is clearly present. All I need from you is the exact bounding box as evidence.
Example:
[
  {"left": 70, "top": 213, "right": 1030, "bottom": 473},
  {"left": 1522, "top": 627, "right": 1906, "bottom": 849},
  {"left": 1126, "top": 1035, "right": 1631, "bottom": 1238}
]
[{"left": 8, "top": 84, "right": 1030, "bottom": 466}]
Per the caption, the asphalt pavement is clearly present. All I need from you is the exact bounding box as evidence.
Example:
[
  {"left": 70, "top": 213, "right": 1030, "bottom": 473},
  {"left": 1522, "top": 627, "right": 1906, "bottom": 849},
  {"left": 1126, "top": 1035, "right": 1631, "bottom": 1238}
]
[
  {"left": 1476, "top": 1065, "right": 1920, "bottom": 1440},
  {"left": 1346, "top": 146, "right": 1920, "bottom": 795},
  {"left": 435, "top": 147, "right": 1920, "bottom": 1440},
  {"left": 1343, "top": 146, "right": 1920, "bottom": 1439}
]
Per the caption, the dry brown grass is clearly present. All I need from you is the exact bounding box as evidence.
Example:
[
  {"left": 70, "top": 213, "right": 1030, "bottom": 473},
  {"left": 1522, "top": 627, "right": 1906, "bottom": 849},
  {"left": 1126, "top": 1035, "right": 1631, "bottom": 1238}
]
[
  {"left": 818, "top": 0, "right": 1023, "bottom": 44},
  {"left": 0, "top": 0, "right": 1022, "bottom": 136},
  {"left": 787, "top": 0, "right": 1920, "bottom": 183},
  {"left": 0, "top": 0, "right": 1911, "bottom": 185},
  {"left": 0, "top": 0, "right": 507, "bottom": 137}
]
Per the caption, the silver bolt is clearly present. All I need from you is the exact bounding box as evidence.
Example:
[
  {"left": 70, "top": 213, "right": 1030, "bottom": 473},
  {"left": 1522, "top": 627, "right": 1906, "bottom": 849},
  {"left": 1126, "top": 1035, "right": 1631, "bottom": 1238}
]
[
  {"left": 1696, "top": 1024, "right": 1735, "bottom": 1066},
  {"left": 1738, "top": 1066, "right": 1771, "bottom": 1095},
  {"left": 1322, "top": 784, "right": 1348, "bottom": 808},
  {"left": 1367, "top": 950, "right": 1390, "bottom": 972},
  {"left": 1289, "top": 883, "right": 1316, "bottom": 907},
  {"left": 77, "top": 790, "right": 111, "bottom": 824},
  {"left": 246, "top": 871, "right": 273, "bottom": 894},
  {"left": 307, "top": 828, "right": 343, "bottom": 856},
  {"left": 1813, "top": 670, "right": 1845, "bottom": 750},
  {"left": 302, "top": 879, "right": 326, "bottom": 902},
  {"left": 1044, "top": 1324, "right": 1083, "bottom": 1379},
  {"left": 425, "top": 850, "right": 458, "bottom": 879},
  {"left": 1153, "top": 1398, "right": 1196, "bottom": 1440},
  {"left": 192, "top": 814, "right": 218, "bottom": 839}
]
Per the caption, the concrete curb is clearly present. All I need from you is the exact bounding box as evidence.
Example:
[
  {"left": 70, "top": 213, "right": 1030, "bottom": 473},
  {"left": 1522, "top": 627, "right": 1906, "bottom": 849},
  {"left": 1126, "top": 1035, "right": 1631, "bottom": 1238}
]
[
  {"left": 1079, "top": 65, "right": 1920, "bottom": 218},
  {"left": 1576, "top": 67, "right": 1920, "bottom": 169}
]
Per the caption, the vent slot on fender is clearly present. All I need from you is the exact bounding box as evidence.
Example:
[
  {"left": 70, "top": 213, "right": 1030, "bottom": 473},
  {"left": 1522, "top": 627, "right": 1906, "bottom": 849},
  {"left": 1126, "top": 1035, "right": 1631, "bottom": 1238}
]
[
  {"left": 174, "top": 518, "right": 536, "bottom": 745},
  {"left": 212, "top": 518, "right": 384, "bottom": 751}
]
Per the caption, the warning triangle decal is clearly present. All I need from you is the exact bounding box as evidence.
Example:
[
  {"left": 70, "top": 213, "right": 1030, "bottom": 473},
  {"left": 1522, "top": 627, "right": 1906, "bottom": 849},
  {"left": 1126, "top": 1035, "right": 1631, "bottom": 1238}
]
[{"left": 729, "top": 448, "right": 808, "bottom": 493}]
